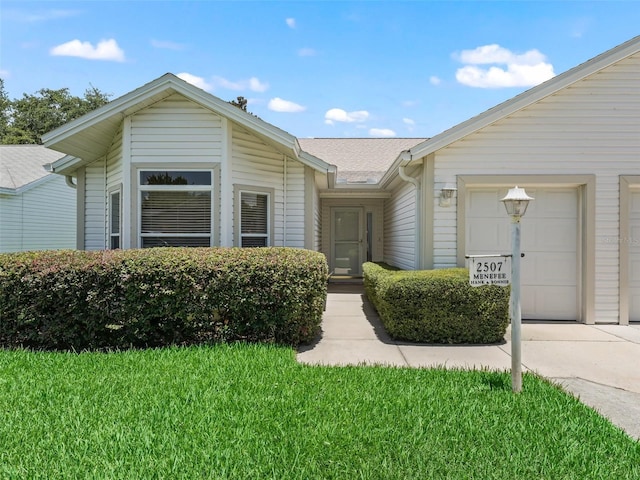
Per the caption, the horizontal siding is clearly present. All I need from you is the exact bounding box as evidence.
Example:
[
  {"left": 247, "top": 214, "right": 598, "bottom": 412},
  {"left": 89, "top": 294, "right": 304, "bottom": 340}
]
[
  {"left": 232, "top": 125, "right": 309, "bottom": 247},
  {"left": 432, "top": 53, "right": 640, "bottom": 323},
  {"left": 0, "top": 177, "right": 76, "bottom": 252},
  {"left": 313, "top": 175, "right": 322, "bottom": 252},
  {"left": 85, "top": 160, "right": 107, "bottom": 250},
  {"left": 131, "top": 94, "right": 223, "bottom": 164},
  {"left": 0, "top": 195, "right": 22, "bottom": 252},
  {"left": 384, "top": 181, "right": 417, "bottom": 270},
  {"left": 22, "top": 177, "right": 76, "bottom": 250}
]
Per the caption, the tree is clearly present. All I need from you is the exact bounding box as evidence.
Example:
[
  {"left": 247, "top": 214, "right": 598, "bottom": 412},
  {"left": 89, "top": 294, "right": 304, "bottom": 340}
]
[
  {"left": 0, "top": 82, "right": 111, "bottom": 145},
  {"left": 0, "top": 79, "right": 10, "bottom": 141}
]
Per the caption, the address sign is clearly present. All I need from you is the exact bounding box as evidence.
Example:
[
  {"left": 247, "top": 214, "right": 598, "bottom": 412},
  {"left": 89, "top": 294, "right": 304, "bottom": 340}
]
[{"left": 468, "top": 255, "right": 511, "bottom": 287}]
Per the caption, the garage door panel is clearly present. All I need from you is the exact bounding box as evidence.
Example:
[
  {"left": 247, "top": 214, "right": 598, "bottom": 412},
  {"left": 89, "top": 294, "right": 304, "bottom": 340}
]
[
  {"left": 466, "top": 186, "right": 578, "bottom": 320},
  {"left": 523, "top": 286, "right": 577, "bottom": 320},
  {"left": 525, "top": 219, "right": 577, "bottom": 252},
  {"left": 466, "top": 218, "right": 510, "bottom": 253},
  {"left": 524, "top": 252, "right": 576, "bottom": 285},
  {"left": 467, "top": 190, "right": 506, "bottom": 216}
]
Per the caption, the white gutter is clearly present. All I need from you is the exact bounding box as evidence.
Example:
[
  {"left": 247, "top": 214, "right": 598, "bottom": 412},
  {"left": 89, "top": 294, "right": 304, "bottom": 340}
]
[
  {"left": 398, "top": 151, "right": 419, "bottom": 189},
  {"left": 65, "top": 176, "right": 77, "bottom": 189}
]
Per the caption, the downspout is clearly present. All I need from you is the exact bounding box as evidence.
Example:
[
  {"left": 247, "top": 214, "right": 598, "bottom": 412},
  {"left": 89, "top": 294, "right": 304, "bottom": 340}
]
[
  {"left": 398, "top": 151, "right": 421, "bottom": 269},
  {"left": 283, "top": 155, "right": 287, "bottom": 247},
  {"left": 65, "top": 176, "right": 77, "bottom": 189}
]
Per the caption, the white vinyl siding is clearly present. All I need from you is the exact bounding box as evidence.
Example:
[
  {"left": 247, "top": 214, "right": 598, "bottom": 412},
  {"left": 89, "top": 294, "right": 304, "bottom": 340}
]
[
  {"left": 84, "top": 160, "right": 107, "bottom": 251},
  {"left": 130, "top": 95, "right": 224, "bottom": 164},
  {"left": 0, "top": 176, "right": 76, "bottom": 252},
  {"left": 432, "top": 53, "right": 640, "bottom": 323},
  {"left": 384, "top": 180, "right": 418, "bottom": 270},
  {"left": 232, "top": 125, "right": 305, "bottom": 248}
]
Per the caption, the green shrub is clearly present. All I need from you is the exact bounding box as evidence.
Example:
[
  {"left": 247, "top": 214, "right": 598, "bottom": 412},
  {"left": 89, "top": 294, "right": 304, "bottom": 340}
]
[
  {"left": 0, "top": 248, "right": 328, "bottom": 350},
  {"left": 363, "top": 262, "right": 509, "bottom": 344}
]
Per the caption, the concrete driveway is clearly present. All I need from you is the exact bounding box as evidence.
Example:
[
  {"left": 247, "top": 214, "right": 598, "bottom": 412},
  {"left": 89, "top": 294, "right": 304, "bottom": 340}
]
[{"left": 297, "top": 284, "right": 640, "bottom": 441}]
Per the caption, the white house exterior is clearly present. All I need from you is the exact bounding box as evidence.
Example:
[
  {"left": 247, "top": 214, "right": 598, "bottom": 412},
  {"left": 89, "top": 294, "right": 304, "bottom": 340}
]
[
  {"left": 0, "top": 145, "right": 76, "bottom": 252},
  {"left": 43, "top": 35, "right": 640, "bottom": 325}
]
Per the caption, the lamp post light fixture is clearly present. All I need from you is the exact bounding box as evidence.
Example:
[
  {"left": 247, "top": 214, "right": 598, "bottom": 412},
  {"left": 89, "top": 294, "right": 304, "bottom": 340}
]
[{"left": 501, "top": 186, "right": 534, "bottom": 393}]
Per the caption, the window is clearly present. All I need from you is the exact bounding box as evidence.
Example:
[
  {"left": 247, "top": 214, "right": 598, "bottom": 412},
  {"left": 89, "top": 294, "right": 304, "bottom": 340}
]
[
  {"left": 240, "top": 191, "right": 269, "bottom": 247},
  {"left": 139, "top": 170, "right": 212, "bottom": 248},
  {"left": 109, "top": 190, "right": 121, "bottom": 249}
]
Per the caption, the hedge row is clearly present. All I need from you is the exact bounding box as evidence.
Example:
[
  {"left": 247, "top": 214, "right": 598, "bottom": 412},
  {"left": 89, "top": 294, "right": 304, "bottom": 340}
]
[
  {"left": 0, "top": 247, "right": 328, "bottom": 351},
  {"left": 363, "top": 262, "right": 509, "bottom": 344}
]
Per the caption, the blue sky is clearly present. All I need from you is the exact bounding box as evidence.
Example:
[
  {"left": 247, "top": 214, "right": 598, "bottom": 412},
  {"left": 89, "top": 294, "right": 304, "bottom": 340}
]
[{"left": 1, "top": 1, "right": 638, "bottom": 139}]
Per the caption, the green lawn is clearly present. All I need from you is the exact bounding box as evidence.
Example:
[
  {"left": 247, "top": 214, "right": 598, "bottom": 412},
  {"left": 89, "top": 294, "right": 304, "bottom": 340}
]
[{"left": 1, "top": 344, "right": 638, "bottom": 479}]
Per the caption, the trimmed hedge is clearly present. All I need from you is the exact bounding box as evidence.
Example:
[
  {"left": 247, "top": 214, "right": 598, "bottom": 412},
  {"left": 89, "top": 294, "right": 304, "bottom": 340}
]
[
  {"left": 363, "top": 262, "right": 509, "bottom": 344},
  {"left": 0, "top": 247, "right": 328, "bottom": 351}
]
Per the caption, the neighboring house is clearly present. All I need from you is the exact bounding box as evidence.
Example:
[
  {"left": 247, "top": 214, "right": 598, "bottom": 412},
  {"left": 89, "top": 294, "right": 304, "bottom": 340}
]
[
  {"left": 0, "top": 145, "right": 76, "bottom": 252},
  {"left": 43, "top": 35, "right": 640, "bottom": 324}
]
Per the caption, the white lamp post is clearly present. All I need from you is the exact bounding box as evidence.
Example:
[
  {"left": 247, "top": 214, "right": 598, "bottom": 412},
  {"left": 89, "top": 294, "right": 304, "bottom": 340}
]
[{"left": 501, "top": 186, "right": 534, "bottom": 393}]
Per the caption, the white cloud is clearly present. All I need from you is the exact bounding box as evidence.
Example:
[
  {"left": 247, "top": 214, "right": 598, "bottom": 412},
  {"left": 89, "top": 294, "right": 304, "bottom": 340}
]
[
  {"left": 429, "top": 76, "right": 441, "bottom": 86},
  {"left": 248, "top": 77, "right": 269, "bottom": 92},
  {"left": 369, "top": 128, "right": 396, "bottom": 137},
  {"left": 212, "top": 76, "right": 269, "bottom": 92},
  {"left": 286, "top": 18, "right": 296, "bottom": 28},
  {"left": 298, "top": 48, "right": 316, "bottom": 57},
  {"left": 50, "top": 38, "right": 125, "bottom": 62},
  {"left": 0, "top": 69, "right": 10, "bottom": 78},
  {"left": 268, "top": 97, "right": 306, "bottom": 113},
  {"left": 177, "top": 73, "right": 212, "bottom": 91},
  {"left": 454, "top": 44, "right": 555, "bottom": 88},
  {"left": 324, "top": 108, "right": 369, "bottom": 125},
  {"left": 151, "top": 39, "right": 186, "bottom": 51},
  {"left": 5, "top": 8, "right": 80, "bottom": 23},
  {"left": 403, "top": 118, "right": 415, "bottom": 126}
]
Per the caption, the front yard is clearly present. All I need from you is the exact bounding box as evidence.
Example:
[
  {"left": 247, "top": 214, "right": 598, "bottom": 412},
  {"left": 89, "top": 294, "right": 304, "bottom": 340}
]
[{"left": 1, "top": 344, "right": 638, "bottom": 479}]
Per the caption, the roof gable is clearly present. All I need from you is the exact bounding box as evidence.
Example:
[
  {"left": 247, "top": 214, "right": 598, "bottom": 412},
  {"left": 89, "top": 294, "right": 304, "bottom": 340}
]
[
  {"left": 44, "top": 73, "right": 331, "bottom": 175},
  {"left": 408, "top": 35, "right": 640, "bottom": 161}
]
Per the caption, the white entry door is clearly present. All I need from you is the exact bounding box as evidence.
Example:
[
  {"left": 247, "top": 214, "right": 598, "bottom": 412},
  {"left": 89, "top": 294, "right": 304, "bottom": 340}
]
[
  {"left": 465, "top": 187, "right": 579, "bottom": 320},
  {"left": 331, "top": 208, "right": 364, "bottom": 276},
  {"left": 629, "top": 190, "right": 640, "bottom": 321}
]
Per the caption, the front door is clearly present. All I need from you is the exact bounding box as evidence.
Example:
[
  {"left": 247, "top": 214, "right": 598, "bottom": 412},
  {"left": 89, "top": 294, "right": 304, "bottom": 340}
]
[{"left": 331, "top": 207, "right": 364, "bottom": 276}]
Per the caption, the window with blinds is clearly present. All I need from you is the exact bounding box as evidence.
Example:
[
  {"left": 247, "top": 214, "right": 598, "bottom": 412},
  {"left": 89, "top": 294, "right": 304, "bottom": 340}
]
[
  {"left": 240, "top": 191, "right": 269, "bottom": 247},
  {"left": 139, "top": 170, "right": 212, "bottom": 248},
  {"left": 109, "top": 190, "right": 121, "bottom": 249}
]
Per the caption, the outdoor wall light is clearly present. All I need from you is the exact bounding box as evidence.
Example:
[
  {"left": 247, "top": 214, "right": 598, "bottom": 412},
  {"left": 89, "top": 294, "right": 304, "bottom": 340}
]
[{"left": 439, "top": 183, "right": 457, "bottom": 207}]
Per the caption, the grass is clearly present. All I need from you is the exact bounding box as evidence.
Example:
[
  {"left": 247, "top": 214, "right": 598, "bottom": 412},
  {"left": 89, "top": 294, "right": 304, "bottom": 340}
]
[{"left": 1, "top": 344, "right": 638, "bottom": 479}]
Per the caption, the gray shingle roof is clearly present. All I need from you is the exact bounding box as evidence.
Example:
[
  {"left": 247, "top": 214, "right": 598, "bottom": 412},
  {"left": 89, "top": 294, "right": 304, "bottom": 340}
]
[
  {"left": 298, "top": 138, "right": 427, "bottom": 183},
  {"left": 0, "top": 145, "right": 65, "bottom": 191}
]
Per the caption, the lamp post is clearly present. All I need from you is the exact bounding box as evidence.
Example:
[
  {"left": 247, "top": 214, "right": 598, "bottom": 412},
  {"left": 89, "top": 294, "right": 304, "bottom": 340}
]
[{"left": 501, "top": 186, "right": 534, "bottom": 393}]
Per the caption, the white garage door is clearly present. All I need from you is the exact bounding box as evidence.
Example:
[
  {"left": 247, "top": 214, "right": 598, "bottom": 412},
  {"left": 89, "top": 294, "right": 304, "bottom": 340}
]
[
  {"left": 465, "top": 187, "right": 579, "bottom": 320},
  {"left": 629, "top": 190, "right": 640, "bottom": 322}
]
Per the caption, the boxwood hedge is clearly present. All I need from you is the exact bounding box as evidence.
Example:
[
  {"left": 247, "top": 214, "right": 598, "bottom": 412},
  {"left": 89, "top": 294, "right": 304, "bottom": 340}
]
[
  {"left": 363, "top": 262, "right": 509, "bottom": 344},
  {"left": 0, "top": 247, "right": 328, "bottom": 351}
]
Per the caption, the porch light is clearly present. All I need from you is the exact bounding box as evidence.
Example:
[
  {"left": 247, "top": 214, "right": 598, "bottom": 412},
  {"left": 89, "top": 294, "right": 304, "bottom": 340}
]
[
  {"left": 439, "top": 183, "right": 457, "bottom": 207},
  {"left": 501, "top": 186, "right": 534, "bottom": 218},
  {"left": 501, "top": 186, "right": 533, "bottom": 393}
]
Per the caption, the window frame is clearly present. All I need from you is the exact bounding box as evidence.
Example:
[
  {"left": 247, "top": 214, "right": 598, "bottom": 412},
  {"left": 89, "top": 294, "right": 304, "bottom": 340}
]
[
  {"left": 137, "top": 169, "right": 215, "bottom": 248},
  {"left": 234, "top": 185, "right": 275, "bottom": 248},
  {"left": 108, "top": 187, "right": 122, "bottom": 250}
]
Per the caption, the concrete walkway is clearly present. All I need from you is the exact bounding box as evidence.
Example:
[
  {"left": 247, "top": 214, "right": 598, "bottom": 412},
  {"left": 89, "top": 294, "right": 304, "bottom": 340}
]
[{"left": 297, "top": 284, "right": 640, "bottom": 441}]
